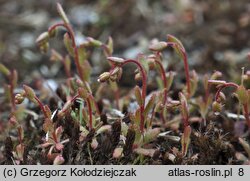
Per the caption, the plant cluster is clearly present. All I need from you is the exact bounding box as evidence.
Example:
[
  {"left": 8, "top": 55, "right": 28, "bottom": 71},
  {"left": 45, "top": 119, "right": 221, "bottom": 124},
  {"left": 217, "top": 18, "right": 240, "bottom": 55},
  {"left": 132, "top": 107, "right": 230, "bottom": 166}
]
[{"left": 0, "top": 3, "right": 250, "bottom": 165}]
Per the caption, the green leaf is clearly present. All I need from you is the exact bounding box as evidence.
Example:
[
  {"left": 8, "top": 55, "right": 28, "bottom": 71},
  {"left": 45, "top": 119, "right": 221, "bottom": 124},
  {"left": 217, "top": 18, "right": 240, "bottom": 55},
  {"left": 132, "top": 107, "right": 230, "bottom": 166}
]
[
  {"left": 63, "top": 33, "right": 74, "bottom": 57},
  {"left": 23, "top": 85, "right": 36, "bottom": 102},
  {"left": 236, "top": 85, "right": 248, "bottom": 105},
  {"left": 144, "top": 94, "right": 156, "bottom": 117},
  {"left": 0, "top": 63, "right": 10, "bottom": 76},
  {"left": 134, "top": 86, "right": 143, "bottom": 106}
]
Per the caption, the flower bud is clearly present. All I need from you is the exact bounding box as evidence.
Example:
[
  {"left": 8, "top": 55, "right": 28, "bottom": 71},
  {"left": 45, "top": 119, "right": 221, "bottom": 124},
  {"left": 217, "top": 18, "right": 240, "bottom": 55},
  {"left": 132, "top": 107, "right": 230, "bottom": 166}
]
[
  {"left": 36, "top": 32, "right": 49, "bottom": 45},
  {"left": 15, "top": 93, "right": 25, "bottom": 104},
  {"left": 149, "top": 41, "right": 168, "bottom": 51},
  {"left": 57, "top": 3, "right": 69, "bottom": 24},
  {"left": 135, "top": 72, "right": 142, "bottom": 81},
  {"left": 212, "top": 101, "right": 222, "bottom": 113},
  {"left": 147, "top": 58, "right": 156, "bottom": 70},
  {"left": 217, "top": 92, "right": 226, "bottom": 103},
  {"left": 98, "top": 72, "right": 111, "bottom": 82},
  {"left": 107, "top": 57, "right": 125, "bottom": 65}
]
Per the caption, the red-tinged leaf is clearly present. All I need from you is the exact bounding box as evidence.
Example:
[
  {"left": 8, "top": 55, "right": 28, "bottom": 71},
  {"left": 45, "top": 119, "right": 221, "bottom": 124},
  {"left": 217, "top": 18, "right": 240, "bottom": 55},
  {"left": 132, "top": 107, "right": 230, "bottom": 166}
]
[
  {"left": 181, "top": 126, "right": 191, "bottom": 157},
  {"left": 113, "top": 147, "right": 123, "bottom": 158},
  {"left": 134, "top": 148, "right": 156, "bottom": 157},
  {"left": 78, "top": 87, "right": 89, "bottom": 100},
  {"left": 179, "top": 92, "right": 189, "bottom": 123},
  {"left": 55, "top": 126, "right": 63, "bottom": 141},
  {"left": 91, "top": 138, "right": 98, "bottom": 150},
  {"left": 167, "top": 34, "right": 185, "bottom": 51},
  {"left": 43, "top": 118, "right": 54, "bottom": 132},
  {"left": 207, "top": 80, "right": 226, "bottom": 85},
  {"left": 239, "top": 137, "right": 250, "bottom": 158},
  {"left": 43, "top": 105, "right": 52, "bottom": 118},
  {"left": 15, "top": 143, "right": 25, "bottom": 161},
  {"left": 53, "top": 154, "right": 65, "bottom": 165},
  {"left": 55, "top": 143, "right": 64, "bottom": 151}
]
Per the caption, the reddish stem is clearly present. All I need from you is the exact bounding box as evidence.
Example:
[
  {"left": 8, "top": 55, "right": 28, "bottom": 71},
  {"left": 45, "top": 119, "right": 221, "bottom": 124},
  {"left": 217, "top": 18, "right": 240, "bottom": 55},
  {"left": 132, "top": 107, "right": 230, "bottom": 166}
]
[
  {"left": 214, "top": 82, "right": 250, "bottom": 129},
  {"left": 34, "top": 96, "right": 47, "bottom": 118},
  {"left": 154, "top": 58, "right": 167, "bottom": 123},
  {"left": 48, "top": 23, "right": 83, "bottom": 80},
  {"left": 121, "top": 59, "right": 147, "bottom": 133},
  {"left": 88, "top": 94, "right": 101, "bottom": 116},
  {"left": 215, "top": 82, "right": 239, "bottom": 101},
  {"left": 154, "top": 58, "right": 168, "bottom": 104},
  {"left": 168, "top": 42, "right": 191, "bottom": 97}
]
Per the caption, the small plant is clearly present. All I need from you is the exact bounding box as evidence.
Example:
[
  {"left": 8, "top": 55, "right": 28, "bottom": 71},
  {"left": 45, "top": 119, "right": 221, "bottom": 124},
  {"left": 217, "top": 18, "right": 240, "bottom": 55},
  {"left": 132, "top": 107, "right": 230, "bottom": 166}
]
[
  {"left": 209, "top": 69, "right": 250, "bottom": 130},
  {"left": 1, "top": 2, "right": 250, "bottom": 165},
  {"left": 149, "top": 35, "right": 194, "bottom": 98}
]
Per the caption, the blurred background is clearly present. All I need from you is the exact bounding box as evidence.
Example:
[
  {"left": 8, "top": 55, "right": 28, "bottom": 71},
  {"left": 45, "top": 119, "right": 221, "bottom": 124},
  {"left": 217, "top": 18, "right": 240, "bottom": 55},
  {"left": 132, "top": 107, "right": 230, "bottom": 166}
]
[{"left": 0, "top": 0, "right": 250, "bottom": 87}]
